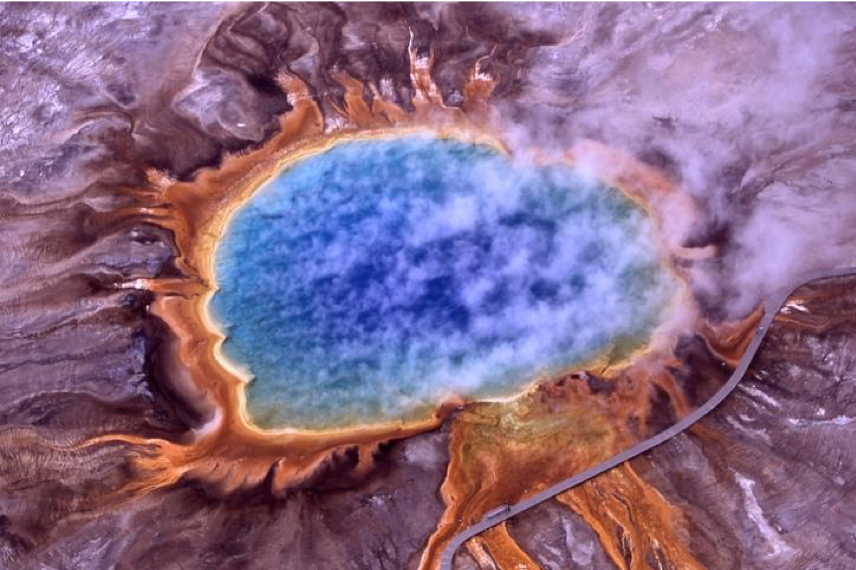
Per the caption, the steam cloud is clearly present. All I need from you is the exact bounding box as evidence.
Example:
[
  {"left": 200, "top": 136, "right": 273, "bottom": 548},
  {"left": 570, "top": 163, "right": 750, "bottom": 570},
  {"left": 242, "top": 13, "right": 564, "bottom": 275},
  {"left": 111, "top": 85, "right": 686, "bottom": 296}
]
[{"left": 486, "top": 3, "right": 856, "bottom": 318}]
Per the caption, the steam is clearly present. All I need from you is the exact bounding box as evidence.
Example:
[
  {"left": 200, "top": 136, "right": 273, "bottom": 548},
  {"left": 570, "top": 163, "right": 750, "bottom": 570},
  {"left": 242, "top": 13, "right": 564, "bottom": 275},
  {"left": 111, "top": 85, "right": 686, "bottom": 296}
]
[{"left": 488, "top": 3, "right": 856, "bottom": 317}]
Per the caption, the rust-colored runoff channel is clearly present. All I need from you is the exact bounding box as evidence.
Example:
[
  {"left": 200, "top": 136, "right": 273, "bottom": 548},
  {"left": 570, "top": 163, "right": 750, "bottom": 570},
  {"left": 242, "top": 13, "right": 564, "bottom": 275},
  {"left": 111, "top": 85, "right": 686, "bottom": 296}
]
[{"left": 439, "top": 266, "right": 856, "bottom": 569}]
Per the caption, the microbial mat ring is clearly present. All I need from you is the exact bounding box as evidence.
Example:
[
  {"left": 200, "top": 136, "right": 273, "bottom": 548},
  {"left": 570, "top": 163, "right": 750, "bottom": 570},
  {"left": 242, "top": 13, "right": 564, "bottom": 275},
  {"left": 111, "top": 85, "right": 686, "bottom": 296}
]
[{"left": 210, "top": 136, "right": 679, "bottom": 431}]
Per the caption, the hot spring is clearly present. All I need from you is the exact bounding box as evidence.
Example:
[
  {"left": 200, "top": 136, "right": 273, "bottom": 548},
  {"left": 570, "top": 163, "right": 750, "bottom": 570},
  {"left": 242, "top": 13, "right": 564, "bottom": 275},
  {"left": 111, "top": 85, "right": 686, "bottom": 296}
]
[{"left": 210, "top": 136, "right": 678, "bottom": 431}]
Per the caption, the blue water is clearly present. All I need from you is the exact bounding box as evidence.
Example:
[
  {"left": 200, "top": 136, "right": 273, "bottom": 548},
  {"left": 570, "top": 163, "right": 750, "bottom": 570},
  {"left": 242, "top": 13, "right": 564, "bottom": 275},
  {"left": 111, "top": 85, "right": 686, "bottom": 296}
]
[{"left": 211, "top": 137, "right": 677, "bottom": 430}]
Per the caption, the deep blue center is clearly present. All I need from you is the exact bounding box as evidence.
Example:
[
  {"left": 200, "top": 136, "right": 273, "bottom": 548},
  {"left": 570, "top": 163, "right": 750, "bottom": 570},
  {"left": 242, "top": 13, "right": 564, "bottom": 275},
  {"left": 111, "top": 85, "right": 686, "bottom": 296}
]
[{"left": 211, "top": 137, "right": 676, "bottom": 430}]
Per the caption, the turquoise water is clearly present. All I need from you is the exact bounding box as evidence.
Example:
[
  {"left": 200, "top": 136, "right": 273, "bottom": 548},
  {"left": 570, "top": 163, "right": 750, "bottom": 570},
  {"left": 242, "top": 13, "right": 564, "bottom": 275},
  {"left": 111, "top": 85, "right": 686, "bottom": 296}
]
[{"left": 211, "top": 137, "right": 677, "bottom": 430}]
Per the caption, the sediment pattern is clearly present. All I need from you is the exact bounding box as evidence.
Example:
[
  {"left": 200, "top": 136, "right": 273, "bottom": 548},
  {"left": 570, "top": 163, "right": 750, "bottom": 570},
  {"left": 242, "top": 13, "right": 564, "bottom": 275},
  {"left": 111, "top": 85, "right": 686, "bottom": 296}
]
[
  {"left": 459, "top": 275, "right": 856, "bottom": 570},
  {"left": 2, "top": 4, "right": 856, "bottom": 570}
]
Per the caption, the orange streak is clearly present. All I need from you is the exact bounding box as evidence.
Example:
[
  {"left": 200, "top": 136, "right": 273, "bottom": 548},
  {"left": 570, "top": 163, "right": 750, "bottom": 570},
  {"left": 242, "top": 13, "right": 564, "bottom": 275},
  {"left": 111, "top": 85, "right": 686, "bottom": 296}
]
[
  {"left": 470, "top": 523, "right": 541, "bottom": 570},
  {"left": 556, "top": 463, "right": 705, "bottom": 570}
]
